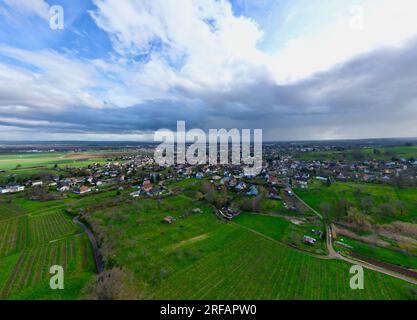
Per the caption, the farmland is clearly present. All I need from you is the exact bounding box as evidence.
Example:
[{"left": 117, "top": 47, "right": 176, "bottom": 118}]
[
  {"left": 294, "top": 146, "right": 417, "bottom": 161},
  {"left": 0, "top": 151, "right": 122, "bottom": 171},
  {"left": 1, "top": 146, "right": 417, "bottom": 300},
  {"left": 294, "top": 180, "right": 417, "bottom": 224},
  {"left": 83, "top": 192, "right": 417, "bottom": 300},
  {"left": 153, "top": 225, "right": 414, "bottom": 300},
  {"left": 0, "top": 195, "right": 96, "bottom": 299},
  {"left": 234, "top": 212, "right": 327, "bottom": 255},
  {"left": 295, "top": 180, "right": 417, "bottom": 272}
]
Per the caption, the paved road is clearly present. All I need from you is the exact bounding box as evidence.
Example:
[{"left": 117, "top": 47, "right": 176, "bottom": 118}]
[
  {"left": 292, "top": 189, "right": 417, "bottom": 285},
  {"left": 73, "top": 217, "right": 104, "bottom": 274}
]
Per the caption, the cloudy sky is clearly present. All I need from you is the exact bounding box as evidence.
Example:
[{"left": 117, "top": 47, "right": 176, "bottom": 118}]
[{"left": 0, "top": 0, "right": 417, "bottom": 141}]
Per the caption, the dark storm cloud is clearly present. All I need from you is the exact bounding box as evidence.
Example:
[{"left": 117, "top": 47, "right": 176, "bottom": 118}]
[{"left": 1, "top": 37, "right": 417, "bottom": 140}]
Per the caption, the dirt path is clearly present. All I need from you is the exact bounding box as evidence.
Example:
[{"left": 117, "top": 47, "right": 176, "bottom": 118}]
[
  {"left": 73, "top": 217, "right": 104, "bottom": 274},
  {"left": 292, "top": 188, "right": 417, "bottom": 285}
]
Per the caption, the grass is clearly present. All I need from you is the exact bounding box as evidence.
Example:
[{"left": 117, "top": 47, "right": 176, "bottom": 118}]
[
  {"left": 1, "top": 234, "right": 95, "bottom": 299},
  {"left": 0, "top": 191, "right": 96, "bottom": 299},
  {"left": 295, "top": 181, "right": 417, "bottom": 224},
  {"left": 153, "top": 224, "right": 415, "bottom": 300},
  {"left": 1, "top": 171, "right": 417, "bottom": 300},
  {"left": 85, "top": 194, "right": 417, "bottom": 300},
  {"left": 335, "top": 236, "right": 417, "bottom": 270},
  {"left": 0, "top": 151, "right": 113, "bottom": 170},
  {"left": 234, "top": 212, "right": 327, "bottom": 255},
  {"left": 294, "top": 146, "right": 417, "bottom": 161}
]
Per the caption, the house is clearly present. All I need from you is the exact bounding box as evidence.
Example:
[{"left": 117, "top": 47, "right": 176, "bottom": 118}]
[
  {"left": 130, "top": 191, "right": 140, "bottom": 198},
  {"left": 268, "top": 188, "right": 280, "bottom": 199},
  {"left": 285, "top": 188, "right": 294, "bottom": 197},
  {"left": 0, "top": 185, "right": 25, "bottom": 194},
  {"left": 235, "top": 181, "right": 247, "bottom": 191},
  {"left": 57, "top": 185, "right": 70, "bottom": 192},
  {"left": 163, "top": 216, "right": 175, "bottom": 224},
  {"left": 229, "top": 178, "right": 237, "bottom": 187},
  {"left": 74, "top": 186, "right": 91, "bottom": 194},
  {"left": 268, "top": 176, "right": 278, "bottom": 185},
  {"left": 32, "top": 181, "right": 43, "bottom": 187},
  {"left": 246, "top": 185, "right": 259, "bottom": 197},
  {"left": 143, "top": 180, "right": 153, "bottom": 192},
  {"left": 303, "top": 236, "right": 317, "bottom": 245}
]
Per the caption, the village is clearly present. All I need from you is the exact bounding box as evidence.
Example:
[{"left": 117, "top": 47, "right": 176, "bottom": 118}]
[{"left": 2, "top": 143, "right": 417, "bottom": 250}]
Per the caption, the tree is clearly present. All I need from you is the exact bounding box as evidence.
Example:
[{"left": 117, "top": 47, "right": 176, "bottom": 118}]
[
  {"left": 335, "top": 198, "right": 350, "bottom": 218},
  {"left": 82, "top": 268, "right": 139, "bottom": 300},
  {"left": 320, "top": 202, "right": 333, "bottom": 224},
  {"left": 379, "top": 203, "right": 395, "bottom": 217},
  {"left": 347, "top": 207, "right": 369, "bottom": 227},
  {"left": 360, "top": 196, "right": 374, "bottom": 215},
  {"left": 398, "top": 240, "right": 417, "bottom": 256},
  {"left": 395, "top": 200, "right": 406, "bottom": 216},
  {"left": 195, "top": 191, "right": 204, "bottom": 201}
]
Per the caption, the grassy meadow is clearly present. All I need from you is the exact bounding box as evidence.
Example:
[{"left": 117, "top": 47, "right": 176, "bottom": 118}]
[
  {"left": 294, "top": 146, "right": 417, "bottom": 161},
  {"left": 83, "top": 192, "right": 417, "bottom": 300},
  {"left": 0, "top": 192, "right": 98, "bottom": 299},
  {"left": 0, "top": 171, "right": 416, "bottom": 299}
]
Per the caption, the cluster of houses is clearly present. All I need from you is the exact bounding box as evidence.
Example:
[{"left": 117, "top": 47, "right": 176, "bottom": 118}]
[
  {"left": 0, "top": 185, "right": 25, "bottom": 194},
  {"left": 266, "top": 151, "right": 417, "bottom": 190},
  {"left": 2, "top": 144, "right": 416, "bottom": 204}
]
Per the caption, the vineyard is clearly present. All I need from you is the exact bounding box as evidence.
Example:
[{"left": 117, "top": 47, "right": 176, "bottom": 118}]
[
  {"left": 86, "top": 195, "right": 417, "bottom": 300},
  {"left": 0, "top": 207, "right": 96, "bottom": 299},
  {"left": 152, "top": 225, "right": 416, "bottom": 300},
  {"left": 0, "top": 213, "right": 79, "bottom": 257}
]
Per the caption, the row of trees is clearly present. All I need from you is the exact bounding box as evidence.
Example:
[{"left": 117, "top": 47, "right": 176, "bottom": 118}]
[{"left": 199, "top": 181, "right": 267, "bottom": 212}]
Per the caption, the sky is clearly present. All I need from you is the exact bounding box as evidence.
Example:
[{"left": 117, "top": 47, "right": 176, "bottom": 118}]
[{"left": 0, "top": 0, "right": 417, "bottom": 141}]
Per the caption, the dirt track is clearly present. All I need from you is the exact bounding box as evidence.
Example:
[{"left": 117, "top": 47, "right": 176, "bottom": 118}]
[{"left": 293, "top": 189, "right": 417, "bottom": 286}]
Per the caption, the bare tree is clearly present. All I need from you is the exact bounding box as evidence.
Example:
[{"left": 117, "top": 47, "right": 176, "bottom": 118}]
[{"left": 82, "top": 268, "right": 140, "bottom": 300}]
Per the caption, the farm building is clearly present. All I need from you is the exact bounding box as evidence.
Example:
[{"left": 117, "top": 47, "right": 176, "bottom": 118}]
[
  {"left": 0, "top": 185, "right": 25, "bottom": 194},
  {"left": 163, "top": 216, "right": 175, "bottom": 224},
  {"left": 130, "top": 191, "right": 140, "bottom": 198},
  {"left": 246, "top": 185, "right": 258, "bottom": 196},
  {"left": 74, "top": 186, "right": 91, "bottom": 194},
  {"left": 143, "top": 180, "right": 153, "bottom": 192},
  {"left": 303, "top": 236, "right": 317, "bottom": 245}
]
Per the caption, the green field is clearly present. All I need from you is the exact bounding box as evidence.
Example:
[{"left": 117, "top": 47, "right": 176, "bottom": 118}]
[
  {"left": 234, "top": 212, "right": 327, "bottom": 255},
  {"left": 295, "top": 181, "right": 417, "bottom": 224},
  {"left": 0, "top": 195, "right": 96, "bottom": 299},
  {"left": 335, "top": 237, "right": 417, "bottom": 270},
  {"left": 0, "top": 151, "right": 115, "bottom": 171},
  {"left": 1, "top": 175, "right": 417, "bottom": 300},
  {"left": 84, "top": 194, "right": 416, "bottom": 300},
  {"left": 153, "top": 225, "right": 414, "bottom": 300},
  {"left": 294, "top": 146, "right": 417, "bottom": 161},
  {"left": 295, "top": 180, "right": 417, "bottom": 268}
]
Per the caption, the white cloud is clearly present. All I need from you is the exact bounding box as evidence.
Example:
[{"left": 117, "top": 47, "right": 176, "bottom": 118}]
[
  {"left": 268, "top": 0, "right": 417, "bottom": 83},
  {"left": 1, "top": 0, "right": 417, "bottom": 140},
  {"left": 3, "top": 0, "right": 50, "bottom": 21},
  {"left": 90, "top": 0, "right": 271, "bottom": 92}
]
